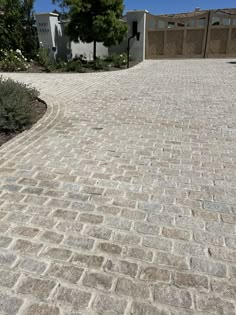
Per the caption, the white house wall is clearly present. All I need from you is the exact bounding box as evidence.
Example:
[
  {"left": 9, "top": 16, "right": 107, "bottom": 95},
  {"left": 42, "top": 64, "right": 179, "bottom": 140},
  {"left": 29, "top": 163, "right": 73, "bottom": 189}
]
[
  {"left": 35, "top": 13, "right": 108, "bottom": 61},
  {"left": 35, "top": 14, "right": 55, "bottom": 50},
  {"left": 71, "top": 41, "right": 108, "bottom": 61},
  {"left": 127, "top": 11, "right": 147, "bottom": 61},
  {"left": 110, "top": 11, "right": 147, "bottom": 61}
]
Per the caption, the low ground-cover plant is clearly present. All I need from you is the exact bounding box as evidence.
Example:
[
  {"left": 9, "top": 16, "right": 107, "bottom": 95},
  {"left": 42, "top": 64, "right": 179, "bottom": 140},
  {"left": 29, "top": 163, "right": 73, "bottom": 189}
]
[
  {"left": 0, "top": 49, "right": 30, "bottom": 72},
  {"left": 65, "top": 59, "right": 84, "bottom": 72},
  {"left": 48, "top": 53, "right": 128, "bottom": 72},
  {"left": 0, "top": 77, "right": 39, "bottom": 133},
  {"left": 36, "top": 48, "right": 52, "bottom": 71},
  {"left": 0, "top": 50, "right": 131, "bottom": 73},
  {"left": 105, "top": 53, "right": 128, "bottom": 68}
]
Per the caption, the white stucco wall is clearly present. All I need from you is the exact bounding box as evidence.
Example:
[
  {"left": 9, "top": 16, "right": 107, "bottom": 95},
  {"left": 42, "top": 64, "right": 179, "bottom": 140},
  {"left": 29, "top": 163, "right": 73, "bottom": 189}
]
[
  {"left": 49, "top": 15, "right": 62, "bottom": 49},
  {"left": 35, "top": 13, "right": 56, "bottom": 50},
  {"left": 127, "top": 11, "right": 147, "bottom": 61},
  {"left": 109, "top": 11, "right": 147, "bottom": 61},
  {"left": 35, "top": 11, "right": 146, "bottom": 61},
  {"left": 35, "top": 13, "right": 108, "bottom": 61},
  {"left": 71, "top": 41, "right": 108, "bottom": 60}
]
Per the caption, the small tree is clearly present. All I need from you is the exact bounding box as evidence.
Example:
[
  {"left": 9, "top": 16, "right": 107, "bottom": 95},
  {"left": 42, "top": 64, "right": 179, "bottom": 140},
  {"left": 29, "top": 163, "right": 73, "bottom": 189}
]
[
  {"left": 0, "top": 0, "right": 23, "bottom": 51},
  {"left": 21, "top": 0, "right": 38, "bottom": 58},
  {"left": 0, "top": 0, "right": 38, "bottom": 57},
  {"left": 64, "top": 0, "right": 128, "bottom": 60},
  {"left": 52, "top": 0, "right": 68, "bottom": 16}
]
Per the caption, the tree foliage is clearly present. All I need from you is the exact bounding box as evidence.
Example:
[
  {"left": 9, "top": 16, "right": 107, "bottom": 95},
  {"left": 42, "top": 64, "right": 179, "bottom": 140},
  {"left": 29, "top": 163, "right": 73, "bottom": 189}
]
[
  {"left": 62, "top": 0, "right": 128, "bottom": 59},
  {"left": 0, "top": 0, "right": 38, "bottom": 57},
  {"left": 0, "top": 0, "right": 23, "bottom": 51},
  {"left": 52, "top": 0, "right": 68, "bottom": 12},
  {"left": 21, "top": 0, "right": 38, "bottom": 57}
]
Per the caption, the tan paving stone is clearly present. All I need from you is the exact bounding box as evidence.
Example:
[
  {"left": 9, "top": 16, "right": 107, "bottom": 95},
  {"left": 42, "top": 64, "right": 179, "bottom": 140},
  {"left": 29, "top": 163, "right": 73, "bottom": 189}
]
[{"left": 1, "top": 59, "right": 236, "bottom": 314}]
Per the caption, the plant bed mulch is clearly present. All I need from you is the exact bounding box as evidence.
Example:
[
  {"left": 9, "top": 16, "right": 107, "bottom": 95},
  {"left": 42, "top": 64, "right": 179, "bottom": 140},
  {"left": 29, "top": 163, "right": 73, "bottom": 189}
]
[{"left": 0, "top": 98, "right": 46, "bottom": 147}]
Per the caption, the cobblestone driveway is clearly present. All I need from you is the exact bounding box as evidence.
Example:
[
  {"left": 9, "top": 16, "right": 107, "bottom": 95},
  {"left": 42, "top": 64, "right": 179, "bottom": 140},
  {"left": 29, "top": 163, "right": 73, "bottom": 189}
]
[{"left": 0, "top": 59, "right": 236, "bottom": 315}]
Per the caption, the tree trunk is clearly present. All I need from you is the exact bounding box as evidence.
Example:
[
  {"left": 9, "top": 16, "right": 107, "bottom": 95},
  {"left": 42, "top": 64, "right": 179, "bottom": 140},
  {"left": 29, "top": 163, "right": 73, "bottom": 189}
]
[{"left": 93, "top": 40, "right": 97, "bottom": 60}]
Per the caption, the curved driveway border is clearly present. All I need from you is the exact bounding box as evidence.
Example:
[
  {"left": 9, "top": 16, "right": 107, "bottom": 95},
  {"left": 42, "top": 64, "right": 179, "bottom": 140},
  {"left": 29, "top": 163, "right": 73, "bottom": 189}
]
[
  {"left": 0, "top": 95, "right": 64, "bottom": 159},
  {"left": 0, "top": 60, "right": 236, "bottom": 315}
]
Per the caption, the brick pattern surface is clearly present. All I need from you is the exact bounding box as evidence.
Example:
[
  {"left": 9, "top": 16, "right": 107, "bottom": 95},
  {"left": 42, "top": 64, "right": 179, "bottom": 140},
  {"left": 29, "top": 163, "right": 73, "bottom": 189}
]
[{"left": 0, "top": 59, "right": 236, "bottom": 314}]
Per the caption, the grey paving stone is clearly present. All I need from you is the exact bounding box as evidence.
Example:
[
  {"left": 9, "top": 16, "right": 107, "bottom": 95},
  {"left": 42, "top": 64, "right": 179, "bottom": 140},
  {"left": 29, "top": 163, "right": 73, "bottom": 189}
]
[
  {"left": 196, "top": 294, "right": 235, "bottom": 315},
  {"left": 93, "top": 294, "right": 127, "bottom": 315},
  {"left": 10, "top": 239, "right": 43, "bottom": 255},
  {"left": 116, "top": 277, "right": 150, "bottom": 299},
  {"left": 55, "top": 285, "right": 91, "bottom": 307},
  {"left": 0, "top": 236, "right": 13, "bottom": 248},
  {"left": 47, "top": 263, "right": 84, "bottom": 283},
  {"left": 55, "top": 220, "right": 83, "bottom": 233},
  {"left": 40, "top": 247, "right": 72, "bottom": 261},
  {"left": 23, "top": 303, "right": 60, "bottom": 315},
  {"left": 83, "top": 224, "right": 112, "bottom": 240},
  {"left": 0, "top": 270, "right": 20, "bottom": 288},
  {"left": 11, "top": 226, "right": 40, "bottom": 238},
  {"left": 40, "top": 231, "right": 64, "bottom": 244},
  {"left": 105, "top": 259, "right": 138, "bottom": 278},
  {"left": 16, "top": 257, "right": 48, "bottom": 274},
  {"left": 0, "top": 292, "right": 23, "bottom": 315},
  {"left": 173, "top": 272, "right": 209, "bottom": 291},
  {"left": 1, "top": 59, "right": 236, "bottom": 314},
  {"left": 16, "top": 276, "right": 57, "bottom": 299},
  {"left": 140, "top": 266, "right": 171, "bottom": 282},
  {"left": 131, "top": 302, "right": 169, "bottom": 315},
  {"left": 64, "top": 235, "right": 94, "bottom": 250},
  {"left": 97, "top": 242, "right": 122, "bottom": 255},
  {"left": 153, "top": 283, "right": 193, "bottom": 309},
  {"left": 125, "top": 246, "right": 153, "bottom": 262},
  {"left": 83, "top": 271, "right": 113, "bottom": 291},
  {"left": 0, "top": 251, "right": 17, "bottom": 267},
  {"left": 191, "top": 257, "right": 227, "bottom": 277},
  {"left": 71, "top": 253, "right": 104, "bottom": 268}
]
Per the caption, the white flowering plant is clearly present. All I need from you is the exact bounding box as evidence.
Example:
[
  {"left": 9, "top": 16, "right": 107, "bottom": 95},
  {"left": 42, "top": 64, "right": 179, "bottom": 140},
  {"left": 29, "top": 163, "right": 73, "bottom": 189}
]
[
  {"left": 105, "top": 53, "right": 128, "bottom": 68},
  {"left": 0, "top": 49, "right": 30, "bottom": 72}
]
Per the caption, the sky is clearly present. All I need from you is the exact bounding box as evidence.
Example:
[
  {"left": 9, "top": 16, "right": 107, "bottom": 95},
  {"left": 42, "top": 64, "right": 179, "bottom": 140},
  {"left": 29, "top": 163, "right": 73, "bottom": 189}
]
[{"left": 35, "top": 0, "right": 236, "bottom": 15}]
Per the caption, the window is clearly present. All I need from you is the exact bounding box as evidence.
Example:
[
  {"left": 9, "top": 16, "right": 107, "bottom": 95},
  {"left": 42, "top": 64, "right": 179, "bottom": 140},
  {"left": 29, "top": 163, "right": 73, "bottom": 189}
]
[
  {"left": 198, "top": 18, "right": 206, "bottom": 27},
  {"left": 149, "top": 18, "right": 156, "bottom": 30},
  {"left": 223, "top": 18, "right": 230, "bottom": 26},
  {"left": 157, "top": 20, "right": 166, "bottom": 29},
  {"left": 233, "top": 19, "right": 236, "bottom": 25},
  {"left": 177, "top": 22, "right": 185, "bottom": 27},
  {"left": 186, "top": 20, "right": 195, "bottom": 27},
  {"left": 168, "top": 21, "right": 175, "bottom": 28},
  {"left": 212, "top": 17, "right": 220, "bottom": 25}
]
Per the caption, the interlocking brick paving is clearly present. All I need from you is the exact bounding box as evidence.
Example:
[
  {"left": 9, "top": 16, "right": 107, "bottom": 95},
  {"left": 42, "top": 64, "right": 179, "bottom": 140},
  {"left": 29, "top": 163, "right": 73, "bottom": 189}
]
[{"left": 0, "top": 59, "right": 236, "bottom": 314}]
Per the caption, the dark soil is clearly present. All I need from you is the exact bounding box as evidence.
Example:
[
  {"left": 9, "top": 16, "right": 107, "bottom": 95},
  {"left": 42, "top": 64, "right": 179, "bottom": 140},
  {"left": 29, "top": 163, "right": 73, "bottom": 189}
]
[
  {"left": 0, "top": 98, "right": 46, "bottom": 147},
  {"left": 26, "top": 64, "right": 46, "bottom": 73}
]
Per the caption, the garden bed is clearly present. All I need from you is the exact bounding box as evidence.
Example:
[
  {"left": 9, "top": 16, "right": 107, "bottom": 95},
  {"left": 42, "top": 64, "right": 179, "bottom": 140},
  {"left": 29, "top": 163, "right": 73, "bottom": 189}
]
[
  {"left": 0, "top": 78, "right": 46, "bottom": 147},
  {"left": 0, "top": 49, "right": 139, "bottom": 73},
  {"left": 22, "top": 60, "right": 140, "bottom": 73},
  {"left": 0, "top": 98, "right": 46, "bottom": 147}
]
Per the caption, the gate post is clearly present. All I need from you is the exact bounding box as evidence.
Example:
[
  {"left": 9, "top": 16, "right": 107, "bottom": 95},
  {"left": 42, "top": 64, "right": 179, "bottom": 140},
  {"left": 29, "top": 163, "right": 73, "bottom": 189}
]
[{"left": 204, "top": 10, "right": 212, "bottom": 58}]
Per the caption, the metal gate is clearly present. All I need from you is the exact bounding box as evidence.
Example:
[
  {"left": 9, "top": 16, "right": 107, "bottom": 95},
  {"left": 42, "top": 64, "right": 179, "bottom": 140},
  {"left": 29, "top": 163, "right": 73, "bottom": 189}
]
[{"left": 146, "top": 9, "right": 236, "bottom": 59}]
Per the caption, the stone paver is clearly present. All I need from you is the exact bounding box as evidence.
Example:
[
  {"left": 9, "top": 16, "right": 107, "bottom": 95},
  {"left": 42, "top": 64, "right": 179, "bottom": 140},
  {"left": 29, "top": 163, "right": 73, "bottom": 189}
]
[{"left": 0, "top": 59, "right": 236, "bottom": 314}]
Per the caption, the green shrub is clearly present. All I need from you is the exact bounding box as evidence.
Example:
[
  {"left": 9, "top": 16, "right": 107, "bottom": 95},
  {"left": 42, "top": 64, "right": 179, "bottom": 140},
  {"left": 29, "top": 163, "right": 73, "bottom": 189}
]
[
  {"left": 91, "top": 58, "right": 109, "bottom": 70},
  {"left": 105, "top": 53, "right": 127, "bottom": 68},
  {"left": 0, "top": 77, "right": 39, "bottom": 133},
  {"left": 36, "top": 48, "right": 52, "bottom": 70},
  {"left": 0, "top": 49, "right": 30, "bottom": 72},
  {"left": 66, "top": 59, "right": 85, "bottom": 72}
]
